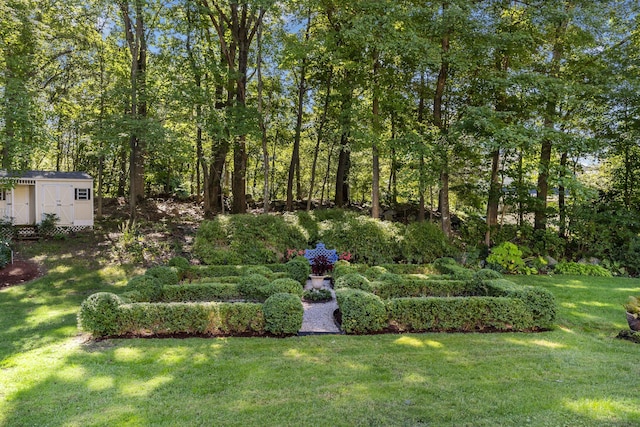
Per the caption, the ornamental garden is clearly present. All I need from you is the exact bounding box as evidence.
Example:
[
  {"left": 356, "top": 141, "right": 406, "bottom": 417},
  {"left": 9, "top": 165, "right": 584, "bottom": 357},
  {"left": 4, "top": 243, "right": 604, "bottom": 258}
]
[{"left": 79, "top": 211, "right": 557, "bottom": 338}]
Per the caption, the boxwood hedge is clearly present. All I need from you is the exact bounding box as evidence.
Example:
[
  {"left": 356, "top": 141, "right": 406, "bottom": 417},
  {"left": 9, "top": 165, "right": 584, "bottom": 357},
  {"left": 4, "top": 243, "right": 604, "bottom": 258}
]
[{"left": 387, "top": 297, "right": 535, "bottom": 332}]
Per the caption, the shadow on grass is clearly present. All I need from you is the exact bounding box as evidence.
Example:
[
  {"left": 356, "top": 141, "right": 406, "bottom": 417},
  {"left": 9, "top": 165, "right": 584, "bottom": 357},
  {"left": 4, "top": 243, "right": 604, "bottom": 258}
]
[{"left": 1, "top": 332, "right": 640, "bottom": 426}]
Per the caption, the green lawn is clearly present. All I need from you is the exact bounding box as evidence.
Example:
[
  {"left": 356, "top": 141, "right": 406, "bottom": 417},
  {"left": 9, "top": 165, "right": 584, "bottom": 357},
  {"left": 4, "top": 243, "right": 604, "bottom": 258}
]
[{"left": 1, "top": 239, "right": 639, "bottom": 426}]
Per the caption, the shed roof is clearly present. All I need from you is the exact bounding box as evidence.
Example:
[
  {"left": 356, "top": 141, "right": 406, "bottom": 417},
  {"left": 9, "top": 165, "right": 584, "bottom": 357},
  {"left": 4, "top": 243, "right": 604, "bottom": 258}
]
[{"left": 0, "top": 170, "right": 93, "bottom": 180}]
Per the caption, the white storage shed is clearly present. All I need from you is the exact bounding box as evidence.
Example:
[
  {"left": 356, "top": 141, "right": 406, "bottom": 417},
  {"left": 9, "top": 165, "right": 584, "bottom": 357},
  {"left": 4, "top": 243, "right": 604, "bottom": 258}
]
[{"left": 0, "top": 171, "right": 94, "bottom": 229}]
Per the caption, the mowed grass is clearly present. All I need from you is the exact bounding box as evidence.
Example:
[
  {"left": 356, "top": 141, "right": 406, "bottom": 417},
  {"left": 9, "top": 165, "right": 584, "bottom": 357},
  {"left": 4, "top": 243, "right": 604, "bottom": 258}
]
[{"left": 1, "top": 238, "right": 640, "bottom": 426}]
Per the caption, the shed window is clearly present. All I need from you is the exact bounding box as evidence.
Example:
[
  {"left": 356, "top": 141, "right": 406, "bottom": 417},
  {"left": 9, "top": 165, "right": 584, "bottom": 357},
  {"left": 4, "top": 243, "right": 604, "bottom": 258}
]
[
  {"left": 75, "top": 188, "right": 91, "bottom": 200},
  {"left": 0, "top": 190, "right": 5, "bottom": 201}
]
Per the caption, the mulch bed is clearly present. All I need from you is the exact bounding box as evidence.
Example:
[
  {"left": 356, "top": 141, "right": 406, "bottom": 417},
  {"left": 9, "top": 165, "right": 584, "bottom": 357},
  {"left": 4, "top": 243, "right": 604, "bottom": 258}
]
[{"left": 0, "top": 260, "right": 44, "bottom": 289}]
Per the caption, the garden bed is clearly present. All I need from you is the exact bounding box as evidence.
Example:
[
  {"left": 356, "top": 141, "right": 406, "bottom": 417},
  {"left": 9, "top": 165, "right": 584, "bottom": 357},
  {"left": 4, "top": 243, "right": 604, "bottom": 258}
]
[{"left": 78, "top": 257, "right": 556, "bottom": 339}]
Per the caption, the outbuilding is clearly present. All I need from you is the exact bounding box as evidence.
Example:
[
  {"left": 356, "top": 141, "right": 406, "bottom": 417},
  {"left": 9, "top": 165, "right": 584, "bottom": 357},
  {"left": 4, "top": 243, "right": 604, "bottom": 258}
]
[{"left": 0, "top": 171, "right": 94, "bottom": 230}]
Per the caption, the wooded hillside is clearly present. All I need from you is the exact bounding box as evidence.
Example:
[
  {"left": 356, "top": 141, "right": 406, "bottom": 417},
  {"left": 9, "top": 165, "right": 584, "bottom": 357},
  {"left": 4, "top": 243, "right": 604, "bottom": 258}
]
[{"left": 2, "top": 1, "right": 640, "bottom": 260}]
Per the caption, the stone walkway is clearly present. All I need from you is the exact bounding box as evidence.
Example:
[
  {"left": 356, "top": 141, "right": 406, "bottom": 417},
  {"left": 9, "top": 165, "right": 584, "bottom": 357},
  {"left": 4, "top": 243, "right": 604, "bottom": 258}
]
[{"left": 299, "top": 278, "right": 342, "bottom": 334}]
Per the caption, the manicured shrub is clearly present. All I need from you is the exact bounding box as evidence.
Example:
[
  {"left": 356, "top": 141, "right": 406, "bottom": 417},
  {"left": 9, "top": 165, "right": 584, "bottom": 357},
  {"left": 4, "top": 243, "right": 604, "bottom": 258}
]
[
  {"left": 238, "top": 274, "right": 271, "bottom": 301},
  {"left": 332, "top": 261, "right": 366, "bottom": 280},
  {"left": 377, "top": 272, "right": 403, "bottom": 284},
  {"left": 401, "top": 221, "right": 453, "bottom": 264},
  {"left": 118, "top": 302, "right": 211, "bottom": 335},
  {"left": 364, "top": 266, "right": 388, "bottom": 280},
  {"left": 145, "top": 266, "right": 179, "bottom": 286},
  {"left": 125, "top": 275, "right": 163, "bottom": 302},
  {"left": 216, "top": 303, "right": 265, "bottom": 334},
  {"left": 432, "top": 259, "right": 475, "bottom": 280},
  {"left": 285, "top": 256, "right": 311, "bottom": 285},
  {"left": 335, "top": 289, "right": 387, "bottom": 334},
  {"left": 303, "top": 289, "right": 333, "bottom": 302},
  {"left": 116, "top": 301, "right": 265, "bottom": 336},
  {"left": 263, "top": 278, "right": 304, "bottom": 298},
  {"left": 78, "top": 292, "right": 123, "bottom": 337},
  {"left": 168, "top": 257, "right": 191, "bottom": 281},
  {"left": 243, "top": 266, "right": 274, "bottom": 278},
  {"left": 374, "top": 278, "right": 473, "bottom": 300},
  {"left": 334, "top": 273, "right": 372, "bottom": 292},
  {"left": 386, "top": 297, "right": 534, "bottom": 332},
  {"left": 159, "top": 283, "right": 241, "bottom": 302},
  {"left": 553, "top": 262, "right": 612, "bottom": 277},
  {"left": 263, "top": 293, "right": 304, "bottom": 336},
  {"left": 483, "top": 279, "right": 556, "bottom": 329}
]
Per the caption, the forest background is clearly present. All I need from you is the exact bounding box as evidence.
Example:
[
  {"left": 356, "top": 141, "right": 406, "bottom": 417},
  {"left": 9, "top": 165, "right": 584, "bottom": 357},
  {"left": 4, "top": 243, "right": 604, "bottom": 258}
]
[{"left": 2, "top": 0, "right": 640, "bottom": 272}]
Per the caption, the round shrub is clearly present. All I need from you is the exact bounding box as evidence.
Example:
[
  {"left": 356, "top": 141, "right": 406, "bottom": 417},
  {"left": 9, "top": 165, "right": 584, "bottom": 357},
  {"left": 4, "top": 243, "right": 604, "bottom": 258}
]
[
  {"left": 126, "top": 275, "right": 163, "bottom": 302},
  {"left": 334, "top": 273, "right": 372, "bottom": 292},
  {"left": 238, "top": 274, "right": 271, "bottom": 301},
  {"left": 168, "top": 256, "right": 190, "bottom": 271},
  {"left": 364, "top": 266, "right": 388, "bottom": 280},
  {"left": 264, "top": 278, "right": 304, "bottom": 298},
  {"left": 401, "top": 221, "right": 453, "bottom": 264},
  {"left": 145, "top": 266, "right": 179, "bottom": 286},
  {"left": 243, "top": 266, "right": 274, "bottom": 277},
  {"left": 332, "top": 262, "right": 358, "bottom": 281},
  {"left": 285, "top": 256, "right": 311, "bottom": 285},
  {"left": 335, "top": 289, "right": 387, "bottom": 334},
  {"left": 78, "top": 292, "right": 123, "bottom": 337},
  {"left": 263, "top": 293, "right": 304, "bottom": 335}
]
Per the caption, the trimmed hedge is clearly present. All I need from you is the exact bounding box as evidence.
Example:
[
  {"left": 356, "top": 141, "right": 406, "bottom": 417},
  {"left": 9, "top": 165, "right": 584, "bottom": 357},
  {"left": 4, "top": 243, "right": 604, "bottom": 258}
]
[
  {"left": 237, "top": 274, "right": 271, "bottom": 301},
  {"left": 483, "top": 279, "right": 557, "bottom": 329},
  {"left": 125, "top": 275, "right": 163, "bottom": 302},
  {"left": 263, "top": 293, "right": 304, "bottom": 336},
  {"left": 79, "top": 292, "right": 313, "bottom": 337},
  {"left": 373, "top": 278, "right": 476, "bottom": 299},
  {"left": 78, "top": 293, "right": 124, "bottom": 337},
  {"left": 387, "top": 297, "right": 535, "bottom": 332},
  {"left": 160, "top": 283, "right": 242, "bottom": 302},
  {"left": 334, "top": 273, "right": 372, "bottom": 292},
  {"left": 285, "top": 256, "right": 311, "bottom": 285},
  {"left": 145, "top": 266, "right": 180, "bottom": 286},
  {"left": 335, "top": 289, "right": 387, "bottom": 334}
]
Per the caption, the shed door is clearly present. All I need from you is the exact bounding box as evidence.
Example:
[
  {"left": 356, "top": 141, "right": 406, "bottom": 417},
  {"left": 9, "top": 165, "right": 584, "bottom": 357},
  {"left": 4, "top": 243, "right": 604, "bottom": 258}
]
[
  {"left": 12, "top": 186, "right": 33, "bottom": 224},
  {"left": 42, "top": 184, "right": 74, "bottom": 225}
]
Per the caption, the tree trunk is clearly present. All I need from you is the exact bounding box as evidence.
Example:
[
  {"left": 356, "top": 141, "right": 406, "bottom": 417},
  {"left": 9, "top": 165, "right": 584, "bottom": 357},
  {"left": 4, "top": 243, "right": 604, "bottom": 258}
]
[
  {"left": 486, "top": 149, "right": 501, "bottom": 246},
  {"left": 558, "top": 151, "right": 568, "bottom": 238},
  {"left": 371, "top": 50, "right": 381, "bottom": 219},
  {"left": 335, "top": 85, "right": 353, "bottom": 207},
  {"left": 535, "top": 9, "right": 569, "bottom": 231},
  {"left": 433, "top": 11, "right": 451, "bottom": 236},
  {"left": 257, "top": 22, "right": 270, "bottom": 213},
  {"left": 307, "top": 69, "right": 333, "bottom": 211}
]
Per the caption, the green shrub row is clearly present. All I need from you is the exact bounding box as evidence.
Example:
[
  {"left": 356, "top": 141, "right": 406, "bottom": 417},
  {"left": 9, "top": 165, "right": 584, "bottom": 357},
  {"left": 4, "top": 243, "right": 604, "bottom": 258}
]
[
  {"left": 482, "top": 279, "right": 557, "bottom": 329},
  {"left": 335, "top": 278, "right": 556, "bottom": 334},
  {"left": 432, "top": 257, "right": 475, "bottom": 280},
  {"left": 129, "top": 277, "right": 303, "bottom": 304},
  {"left": 160, "top": 283, "right": 242, "bottom": 302},
  {"left": 182, "top": 264, "right": 288, "bottom": 281},
  {"left": 553, "top": 262, "right": 612, "bottom": 277},
  {"left": 79, "top": 292, "right": 303, "bottom": 337},
  {"left": 387, "top": 297, "right": 534, "bottom": 332},
  {"left": 372, "top": 278, "right": 477, "bottom": 299},
  {"left": 335, "top": 289, "right": 387, "bottom": 334}
]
